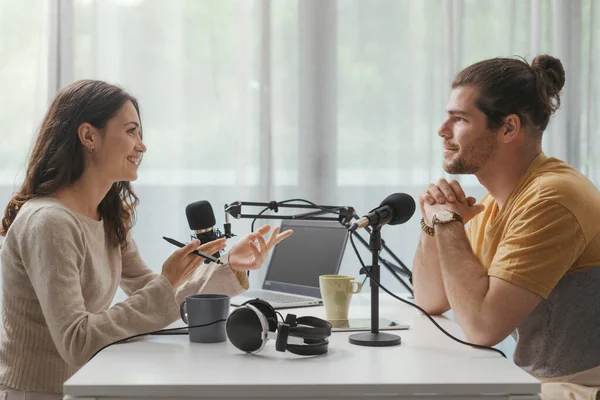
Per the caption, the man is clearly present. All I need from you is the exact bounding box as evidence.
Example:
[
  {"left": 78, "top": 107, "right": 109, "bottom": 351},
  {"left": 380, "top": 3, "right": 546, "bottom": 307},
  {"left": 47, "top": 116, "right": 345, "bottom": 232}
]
[{"left": 413, "top": 54, "right": 600, "bottom": 400}]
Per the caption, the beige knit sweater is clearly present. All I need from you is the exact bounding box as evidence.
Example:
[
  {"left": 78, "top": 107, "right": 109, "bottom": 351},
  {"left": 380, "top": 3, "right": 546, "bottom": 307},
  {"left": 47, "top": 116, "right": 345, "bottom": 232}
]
[{"left": 0, "top": 197, "right": 248, "bottom": 394}]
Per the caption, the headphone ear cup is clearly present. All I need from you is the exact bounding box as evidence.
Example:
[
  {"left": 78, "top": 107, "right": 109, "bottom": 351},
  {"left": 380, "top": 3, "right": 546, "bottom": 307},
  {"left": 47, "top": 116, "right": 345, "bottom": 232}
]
[
  {"left": 226, "top": 307, "right": 266, "bottom": 353},
  {"left": 243, "top": 299, "right": 278, "bottom": 331}
]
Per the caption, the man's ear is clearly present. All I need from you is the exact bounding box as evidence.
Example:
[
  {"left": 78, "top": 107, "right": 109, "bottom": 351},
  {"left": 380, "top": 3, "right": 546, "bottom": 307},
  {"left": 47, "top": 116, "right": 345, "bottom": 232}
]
[
  {"left": 77, "top": 123, "right": 95, "bottom": 150},
  {"left": 502, "top": 114, "right": 521, "bottom": 143}
]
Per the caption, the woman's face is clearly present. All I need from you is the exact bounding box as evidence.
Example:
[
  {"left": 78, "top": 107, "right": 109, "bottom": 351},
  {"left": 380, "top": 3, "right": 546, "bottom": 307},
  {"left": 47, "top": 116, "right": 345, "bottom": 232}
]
[{"left": 87, "top": 100, "right": 147, "bottom": 182}]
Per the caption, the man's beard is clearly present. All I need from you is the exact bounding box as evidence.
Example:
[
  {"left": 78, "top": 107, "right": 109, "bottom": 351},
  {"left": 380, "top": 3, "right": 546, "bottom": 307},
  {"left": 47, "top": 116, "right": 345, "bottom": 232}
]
[{"left": 443, "top": 134, "right": 498, "bottom": 174}]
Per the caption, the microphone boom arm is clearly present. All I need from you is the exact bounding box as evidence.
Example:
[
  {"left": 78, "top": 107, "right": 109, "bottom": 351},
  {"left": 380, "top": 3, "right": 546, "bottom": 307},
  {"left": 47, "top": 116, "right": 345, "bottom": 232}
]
[
  {"left": 226, "top": 214, "right": 342, "bottom": 221},
  {"left": 225, "top": 201, "right": 355, "bottom": 226}
]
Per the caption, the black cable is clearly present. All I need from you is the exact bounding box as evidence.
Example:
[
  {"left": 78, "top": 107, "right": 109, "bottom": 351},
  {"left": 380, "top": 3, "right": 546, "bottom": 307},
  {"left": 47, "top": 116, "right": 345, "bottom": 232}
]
[
  {"left": 91, "top": 237, "right": 504, "bottom": 362},
  {"left": 246, "top": 197, "right": 498, "bottom": 357},
  {"left": 249, "top": 198, "right": 502, "bottom": 356},
  {"left": 152, "top": 328, "right": 189, "bottom": 335},
  {"left": 250, "top": 207, "right": 270, "bottom": 233},
  {"left": 348, "top": 234, "right": 506, "bottom": 359},
  {"left": 88, "top": 319, "right": 226, "bottom": 362}
]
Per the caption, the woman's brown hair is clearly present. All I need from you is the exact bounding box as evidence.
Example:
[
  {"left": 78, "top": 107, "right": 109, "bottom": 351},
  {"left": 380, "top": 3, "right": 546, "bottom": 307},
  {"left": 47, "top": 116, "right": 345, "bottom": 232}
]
[{"left": 1, "top": 80, "right": 141, "bottom": 248}]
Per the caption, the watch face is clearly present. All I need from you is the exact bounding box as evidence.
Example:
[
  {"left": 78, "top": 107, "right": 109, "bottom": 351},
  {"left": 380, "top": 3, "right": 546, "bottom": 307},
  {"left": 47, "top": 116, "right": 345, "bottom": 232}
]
[{"left": 437, "top": 210, "right": 454, "bottom": 222}]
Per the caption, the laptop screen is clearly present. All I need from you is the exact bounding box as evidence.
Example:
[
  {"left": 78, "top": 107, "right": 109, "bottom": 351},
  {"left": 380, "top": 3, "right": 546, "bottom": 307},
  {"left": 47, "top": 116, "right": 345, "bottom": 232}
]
[{"left": 263, "top": 220, "right": 349, "bottom": 298}]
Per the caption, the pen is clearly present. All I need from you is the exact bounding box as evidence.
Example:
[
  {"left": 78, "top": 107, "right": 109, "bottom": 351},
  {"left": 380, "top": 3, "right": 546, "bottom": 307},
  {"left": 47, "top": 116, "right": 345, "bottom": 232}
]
[{"left": 162, "top": 236, "right": 223, "bottom": 264}]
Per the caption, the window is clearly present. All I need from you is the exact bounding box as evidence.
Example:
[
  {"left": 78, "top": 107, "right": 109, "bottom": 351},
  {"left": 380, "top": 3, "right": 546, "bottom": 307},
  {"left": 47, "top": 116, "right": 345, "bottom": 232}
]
[{"left": 0, "top": 0, "right": 49, "bottom": 186}]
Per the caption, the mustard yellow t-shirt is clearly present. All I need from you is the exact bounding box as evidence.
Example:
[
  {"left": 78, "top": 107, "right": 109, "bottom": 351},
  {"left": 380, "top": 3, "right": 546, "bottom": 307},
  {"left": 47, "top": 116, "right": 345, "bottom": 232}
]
[
  {"left": 466, "top": 153, "right": 600, "bottom": 380},
  {"left": 467, "top": 152, "right": 600, "bottom": 298}
]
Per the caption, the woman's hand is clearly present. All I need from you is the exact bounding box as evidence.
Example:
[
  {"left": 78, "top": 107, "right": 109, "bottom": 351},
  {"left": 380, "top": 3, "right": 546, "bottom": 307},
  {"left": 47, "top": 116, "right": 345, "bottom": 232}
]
[
  {"left": 228, "top": 224, "right": 293, "bottom": 272},
  {"left": 161, "top": 238, "right": 227, "bottom": 288}
]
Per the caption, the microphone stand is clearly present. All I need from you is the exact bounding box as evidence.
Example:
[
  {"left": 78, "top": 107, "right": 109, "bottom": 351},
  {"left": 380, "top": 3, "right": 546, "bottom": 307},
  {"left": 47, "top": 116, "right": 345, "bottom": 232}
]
[
  {"left": 348, "top": 226, "right": 401, "bottom": 346},
  {"left": 350, "top": 228, "right": 413, "bottom": 295},
  {"left": 224, "top": 200, "right": 410, "bottom": 347},
  {"left": 362, "top": 224, "right": 413, "bottom": 282}
]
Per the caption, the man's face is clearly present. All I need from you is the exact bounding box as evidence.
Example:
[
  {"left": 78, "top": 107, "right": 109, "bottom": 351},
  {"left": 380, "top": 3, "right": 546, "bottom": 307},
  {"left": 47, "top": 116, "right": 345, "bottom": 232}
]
[{"left": 438, "top": 86, "right": 500, "bottom": 174}]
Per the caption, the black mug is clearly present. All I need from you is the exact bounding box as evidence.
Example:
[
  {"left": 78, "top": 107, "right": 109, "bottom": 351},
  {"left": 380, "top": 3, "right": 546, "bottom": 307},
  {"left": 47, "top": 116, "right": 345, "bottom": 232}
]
[{"left": 180, "top": 294, "right": 230, "bottom": 343}]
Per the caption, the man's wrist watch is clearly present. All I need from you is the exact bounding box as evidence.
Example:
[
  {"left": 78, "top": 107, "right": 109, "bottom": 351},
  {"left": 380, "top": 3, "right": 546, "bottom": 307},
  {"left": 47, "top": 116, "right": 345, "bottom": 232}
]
[{"left": 432, "top": 210, "right": 463, "bottom": 229}]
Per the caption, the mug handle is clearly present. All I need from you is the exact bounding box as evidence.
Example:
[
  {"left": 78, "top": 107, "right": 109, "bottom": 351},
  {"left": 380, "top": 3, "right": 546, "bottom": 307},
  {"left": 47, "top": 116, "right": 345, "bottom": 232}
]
[
  {"left": 351, "top": 280, "right": 362, "bottom": 294},
  {"left": 179, "top": 300, "right": 189, "bottom": 325}
]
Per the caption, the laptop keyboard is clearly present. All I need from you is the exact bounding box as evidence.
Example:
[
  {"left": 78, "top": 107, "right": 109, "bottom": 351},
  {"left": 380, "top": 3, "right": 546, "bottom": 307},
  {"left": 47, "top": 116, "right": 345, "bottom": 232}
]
[{"left": 243, "top": 291, "right": 316, "bottom": 304}]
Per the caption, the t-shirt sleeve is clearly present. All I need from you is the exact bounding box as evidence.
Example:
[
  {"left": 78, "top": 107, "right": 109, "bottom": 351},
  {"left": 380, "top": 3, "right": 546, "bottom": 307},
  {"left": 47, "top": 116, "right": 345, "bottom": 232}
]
[{"left": 488, "top": 200, "right": 587, "bottom": 298}]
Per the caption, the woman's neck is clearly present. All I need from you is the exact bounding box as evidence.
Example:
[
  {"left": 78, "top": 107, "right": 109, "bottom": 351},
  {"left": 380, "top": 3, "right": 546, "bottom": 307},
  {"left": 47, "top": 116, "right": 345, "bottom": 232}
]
[{"left": 51, "top": 170, "right": 113, "bottom": 221}]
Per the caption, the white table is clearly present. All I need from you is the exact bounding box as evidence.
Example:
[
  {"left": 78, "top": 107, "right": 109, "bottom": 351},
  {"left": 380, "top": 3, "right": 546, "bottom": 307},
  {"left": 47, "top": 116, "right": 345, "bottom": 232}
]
[{"left": 63, "top": 294, "right": 540, "bottom": 400}]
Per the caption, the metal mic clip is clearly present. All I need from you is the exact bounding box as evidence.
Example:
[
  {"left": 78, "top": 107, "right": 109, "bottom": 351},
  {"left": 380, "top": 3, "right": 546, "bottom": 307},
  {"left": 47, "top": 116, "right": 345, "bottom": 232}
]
[{"left": 224, "top": 205, "right": 236, "bottom": 238}]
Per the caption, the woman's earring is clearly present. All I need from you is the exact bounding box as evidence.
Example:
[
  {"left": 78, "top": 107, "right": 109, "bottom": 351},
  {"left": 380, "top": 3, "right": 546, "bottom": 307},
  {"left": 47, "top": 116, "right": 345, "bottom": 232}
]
[{"left": 88, "top": 147, "right": 93, "bottom": 154}]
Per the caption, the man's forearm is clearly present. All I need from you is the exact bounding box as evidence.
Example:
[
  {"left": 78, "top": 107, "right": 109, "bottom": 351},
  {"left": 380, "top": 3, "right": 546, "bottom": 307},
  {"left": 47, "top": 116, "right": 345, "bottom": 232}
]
[
  {"left": 434, "top": 222, "right": 490, "bottom": 337},
  {"left": 412, "top": 232, "right": 450, "bottom": 314}
]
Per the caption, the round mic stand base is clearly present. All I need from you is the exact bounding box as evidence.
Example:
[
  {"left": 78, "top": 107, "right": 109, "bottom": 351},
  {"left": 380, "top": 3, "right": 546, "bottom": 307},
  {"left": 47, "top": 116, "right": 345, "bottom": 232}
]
[{"left": 348, "top": 332, "right": 401, "bottom": 347}]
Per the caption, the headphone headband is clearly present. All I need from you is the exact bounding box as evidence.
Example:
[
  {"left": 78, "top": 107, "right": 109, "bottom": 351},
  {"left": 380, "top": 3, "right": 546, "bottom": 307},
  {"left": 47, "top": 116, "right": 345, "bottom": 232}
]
[{"left": 290, "top": 316, "right": 332, "bottom": 339}]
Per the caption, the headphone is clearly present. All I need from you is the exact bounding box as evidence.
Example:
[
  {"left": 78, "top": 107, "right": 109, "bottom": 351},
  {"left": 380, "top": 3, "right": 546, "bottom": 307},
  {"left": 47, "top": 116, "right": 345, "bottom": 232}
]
[{"left": 226, "top": 299, "right": 332, "bottom": 356}]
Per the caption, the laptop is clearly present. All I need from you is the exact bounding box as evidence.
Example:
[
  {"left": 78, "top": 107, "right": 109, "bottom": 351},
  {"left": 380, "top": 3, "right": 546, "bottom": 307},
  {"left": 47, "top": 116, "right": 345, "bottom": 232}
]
[{"left": 231, "top": 219, "right": 349, "bottom": 309}]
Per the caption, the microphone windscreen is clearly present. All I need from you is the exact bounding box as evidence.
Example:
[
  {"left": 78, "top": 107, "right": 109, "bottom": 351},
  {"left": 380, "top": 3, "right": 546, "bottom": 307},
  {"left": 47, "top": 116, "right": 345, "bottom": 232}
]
[
  {"left": 185, "top": 200, "right": 216, "bottom": 231},
  {"left": 380, "top": 193, "right": 416, "bottom": 225}
]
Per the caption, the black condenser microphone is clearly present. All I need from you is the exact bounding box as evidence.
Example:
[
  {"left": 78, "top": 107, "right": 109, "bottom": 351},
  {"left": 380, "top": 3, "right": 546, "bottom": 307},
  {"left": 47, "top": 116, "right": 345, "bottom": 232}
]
[
  {"left": 185, "top": 200, "right": 224, "bottom": 263},
  {"left": 349, "top": 193, "right": 416, "bottom": 232}
]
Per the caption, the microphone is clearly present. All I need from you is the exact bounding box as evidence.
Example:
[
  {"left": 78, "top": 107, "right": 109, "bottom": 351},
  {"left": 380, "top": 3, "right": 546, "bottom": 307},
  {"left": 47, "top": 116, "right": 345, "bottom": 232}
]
[
  {"left": 349, "top": 193, "right": 416, "bottom": 232},
  {"left": 185, "top": 200, "right": 224, "bottom": 263}
]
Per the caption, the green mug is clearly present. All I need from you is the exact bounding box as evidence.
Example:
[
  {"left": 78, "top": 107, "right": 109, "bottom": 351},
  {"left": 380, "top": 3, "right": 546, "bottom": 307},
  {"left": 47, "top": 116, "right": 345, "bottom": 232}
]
[{"left": 319, "top": 274, "right": 362, "bottom": 320}]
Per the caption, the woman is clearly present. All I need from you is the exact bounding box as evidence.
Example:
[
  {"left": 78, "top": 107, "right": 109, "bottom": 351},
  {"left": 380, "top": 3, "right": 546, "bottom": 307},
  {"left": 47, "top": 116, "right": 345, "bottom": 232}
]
[{"left": 0, "top": 80, "right": 292, "bottom": 399}]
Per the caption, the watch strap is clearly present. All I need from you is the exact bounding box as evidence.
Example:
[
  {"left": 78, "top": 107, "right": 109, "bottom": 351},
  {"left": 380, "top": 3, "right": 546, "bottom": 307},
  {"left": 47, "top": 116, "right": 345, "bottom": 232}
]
[{"left": 420, "top": 218, "right": 435, "bottom": 237}]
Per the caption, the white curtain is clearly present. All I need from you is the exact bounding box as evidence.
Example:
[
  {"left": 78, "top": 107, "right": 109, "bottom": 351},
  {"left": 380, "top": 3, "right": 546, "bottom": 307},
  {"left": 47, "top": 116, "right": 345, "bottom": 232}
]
[
  {"left": 1, "top": 0, "right": 599, "bottom": 354},
  {"left": 0, "top": 1, "right": 49, "bottom": 198}
]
